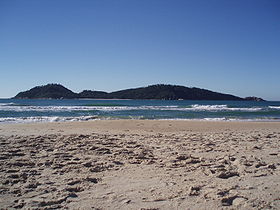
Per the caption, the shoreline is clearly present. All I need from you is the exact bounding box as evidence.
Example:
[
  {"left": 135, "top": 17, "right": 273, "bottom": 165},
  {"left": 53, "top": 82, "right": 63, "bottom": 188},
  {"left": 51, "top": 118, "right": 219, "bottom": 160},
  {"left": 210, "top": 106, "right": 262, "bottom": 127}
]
[
  {"left": 1, "top": 119, "right": 280, "bottom": 136},
  {"left": 1, "top": 117, "right": 280, "bottom": 127}
]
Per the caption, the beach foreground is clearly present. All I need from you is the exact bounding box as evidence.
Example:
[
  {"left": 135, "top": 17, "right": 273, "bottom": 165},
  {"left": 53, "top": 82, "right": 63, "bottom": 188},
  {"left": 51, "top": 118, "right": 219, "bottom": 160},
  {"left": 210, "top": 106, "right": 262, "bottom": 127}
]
[{"left": 0, "top": 120, "right": 279, "bottom": 209}]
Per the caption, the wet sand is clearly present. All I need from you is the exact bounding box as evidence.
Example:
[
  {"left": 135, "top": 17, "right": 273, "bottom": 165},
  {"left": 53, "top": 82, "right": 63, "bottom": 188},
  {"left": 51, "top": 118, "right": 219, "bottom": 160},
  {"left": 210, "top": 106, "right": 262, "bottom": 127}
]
[{"left": 0, "top": 120, "right": 280, "bottom": 209}]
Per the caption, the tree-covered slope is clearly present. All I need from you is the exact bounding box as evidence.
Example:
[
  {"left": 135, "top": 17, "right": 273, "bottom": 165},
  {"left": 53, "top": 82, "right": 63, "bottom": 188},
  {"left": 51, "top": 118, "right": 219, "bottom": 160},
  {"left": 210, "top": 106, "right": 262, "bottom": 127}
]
[
  {"left": 108, "top": 84, "right": 243, "bottom": 100},
  {"left": 78, "top": 90, "right": 108, "bottom": 98},
  {"left": 14, "top": 84, "right": 78, "bottom": 99}
]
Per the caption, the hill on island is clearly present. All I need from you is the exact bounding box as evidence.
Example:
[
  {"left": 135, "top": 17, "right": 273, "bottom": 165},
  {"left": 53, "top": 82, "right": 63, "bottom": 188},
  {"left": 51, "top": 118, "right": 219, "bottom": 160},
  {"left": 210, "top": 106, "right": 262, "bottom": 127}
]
[
  {"left": 106, "top": 85, "right": 243, "bottom": 100},
  {"left": 15, "top": 84, "right": 78, "bottom": 99},
  {"left": 14, "top": 84, "right": 264, "bottom": 101}
]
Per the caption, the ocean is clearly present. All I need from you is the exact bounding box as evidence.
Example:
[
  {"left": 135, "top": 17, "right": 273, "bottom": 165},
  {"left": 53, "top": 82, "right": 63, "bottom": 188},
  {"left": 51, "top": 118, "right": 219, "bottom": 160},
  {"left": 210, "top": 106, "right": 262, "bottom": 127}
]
[{"left": 0, "top": 98, "right": 280, "bottom": 123}]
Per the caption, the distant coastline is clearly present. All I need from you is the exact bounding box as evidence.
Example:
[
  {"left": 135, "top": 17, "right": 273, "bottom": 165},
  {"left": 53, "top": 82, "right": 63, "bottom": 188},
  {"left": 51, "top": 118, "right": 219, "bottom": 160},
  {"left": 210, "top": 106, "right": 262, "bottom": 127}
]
[{"left": 14, "top": 83, "right": 265, "bottom": 101}]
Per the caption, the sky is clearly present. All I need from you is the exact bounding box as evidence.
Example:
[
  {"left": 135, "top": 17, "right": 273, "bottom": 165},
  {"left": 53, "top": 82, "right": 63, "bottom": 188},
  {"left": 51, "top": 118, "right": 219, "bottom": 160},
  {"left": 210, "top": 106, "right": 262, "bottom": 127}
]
[{"left": 0, "top": 0, "right": 279, "bottom": 100}]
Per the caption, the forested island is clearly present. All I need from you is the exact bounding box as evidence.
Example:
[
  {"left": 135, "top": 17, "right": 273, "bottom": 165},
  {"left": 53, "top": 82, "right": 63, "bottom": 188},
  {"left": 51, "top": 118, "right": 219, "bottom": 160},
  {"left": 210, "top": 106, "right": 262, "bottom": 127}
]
[{"left": 14, "top": 84, "right": 264, "bottom": 101}]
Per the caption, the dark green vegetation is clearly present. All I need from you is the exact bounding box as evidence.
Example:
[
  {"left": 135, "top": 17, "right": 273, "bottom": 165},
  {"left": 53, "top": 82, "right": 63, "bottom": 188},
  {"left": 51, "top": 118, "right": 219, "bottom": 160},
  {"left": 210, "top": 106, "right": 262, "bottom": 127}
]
[
  {"left": 14, "top": 84, "right": 264, "bottom": 101},
  {"left": 244, "top": 97, "right": 265, "bottom": 102},
  {"left": 107, "top": 85, "right": 244, "bottom": 100},
  {"left": 15, "top": 84, "right": 78, "bottom": 99},
  {"left": 78, "top": 90, "right": 108, "bottom": 99}
]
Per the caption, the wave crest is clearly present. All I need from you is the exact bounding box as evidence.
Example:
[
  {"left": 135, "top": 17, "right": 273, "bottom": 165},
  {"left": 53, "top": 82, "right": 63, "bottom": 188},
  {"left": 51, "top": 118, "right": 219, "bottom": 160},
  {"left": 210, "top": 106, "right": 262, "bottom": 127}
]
[
  {"left": 0, "top": 104, "right": 265, "bottom": 112},
  {"left": 269, "top": 106, "right": 280, "bottom": 110}
]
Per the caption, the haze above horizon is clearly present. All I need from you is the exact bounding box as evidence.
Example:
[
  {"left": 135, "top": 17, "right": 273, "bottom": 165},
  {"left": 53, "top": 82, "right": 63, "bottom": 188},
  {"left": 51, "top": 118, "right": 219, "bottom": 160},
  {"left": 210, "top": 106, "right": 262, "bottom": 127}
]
[{"left": 0, "top": 0, "right": 279, "bottom": 100}]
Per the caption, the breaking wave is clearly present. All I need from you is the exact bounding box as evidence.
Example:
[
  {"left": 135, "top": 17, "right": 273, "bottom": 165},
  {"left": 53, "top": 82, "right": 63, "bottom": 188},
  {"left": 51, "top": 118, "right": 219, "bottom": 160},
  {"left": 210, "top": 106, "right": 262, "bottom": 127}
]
[
  {"left": 0, "top": 104, "right": 265, "bottom": 112},
  {"left": 269, "top": 106, "right": 280, "bottom": 110},
  {"left": 188, "top": 104, "right": 263, "bottom": 111},
  {"left": 0, "top": 116, "right": 99, "bottom": 124}
]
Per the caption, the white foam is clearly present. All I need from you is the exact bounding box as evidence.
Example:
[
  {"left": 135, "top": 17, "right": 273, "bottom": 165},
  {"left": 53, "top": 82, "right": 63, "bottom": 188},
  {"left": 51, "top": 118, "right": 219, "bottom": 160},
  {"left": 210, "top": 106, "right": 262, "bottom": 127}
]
[
  {"left": 0, "top": 116, "right": 99, "bottom": 124},
  {"left": 0, "top": 102, "right": 16, "bottom": 106},
  {"left": 0, "top": 104, "right": 264, "bottom": 112},
  {"left": 134, "top": 105, "right": 262, "bottom": 112},
  {"left": 191, "top": 104, "right": 227, "bottom": 110},
  {"left": 0, "top": 105, "right": 135, "bottom": 112},
  {"left": 188, "top": 104, "right": 262, "bottom": 112},
  {"left": 203, "top": 117, "right": 227, "bottom": 121},
  {"left": 159, "top": 117, "right": 280, "bottom": 122},
  {"left": 269, "top": 106, "right": 280, "bottom": 110}
]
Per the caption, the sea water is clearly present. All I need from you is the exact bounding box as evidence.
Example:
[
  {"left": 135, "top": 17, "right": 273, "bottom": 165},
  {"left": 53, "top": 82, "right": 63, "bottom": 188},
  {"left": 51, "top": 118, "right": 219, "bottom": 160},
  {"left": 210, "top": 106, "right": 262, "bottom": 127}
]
[{"left": 0, "top": 98, "right": 280, "bottom": 123}]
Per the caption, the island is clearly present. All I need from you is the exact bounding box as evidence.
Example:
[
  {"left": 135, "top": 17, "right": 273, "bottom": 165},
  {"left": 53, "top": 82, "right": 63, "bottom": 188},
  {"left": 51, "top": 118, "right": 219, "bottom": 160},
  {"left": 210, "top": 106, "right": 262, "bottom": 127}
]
[{"left": 13, "top": 83, "right": 265, "bottom": 101}]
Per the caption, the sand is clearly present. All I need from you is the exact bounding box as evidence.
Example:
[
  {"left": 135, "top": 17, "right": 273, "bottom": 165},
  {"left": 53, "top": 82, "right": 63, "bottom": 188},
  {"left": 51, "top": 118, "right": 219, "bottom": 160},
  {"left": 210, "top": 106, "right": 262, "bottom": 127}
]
[{"left": 0, "top": 120, "right": 279, "bottom": 209}]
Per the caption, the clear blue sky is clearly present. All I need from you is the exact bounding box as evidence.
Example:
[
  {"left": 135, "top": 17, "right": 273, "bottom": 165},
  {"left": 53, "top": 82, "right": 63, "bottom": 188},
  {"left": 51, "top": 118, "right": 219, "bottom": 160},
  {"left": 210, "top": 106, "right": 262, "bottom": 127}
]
[{"left": 0, "top": 0, "right": 279, "bottom": 100}]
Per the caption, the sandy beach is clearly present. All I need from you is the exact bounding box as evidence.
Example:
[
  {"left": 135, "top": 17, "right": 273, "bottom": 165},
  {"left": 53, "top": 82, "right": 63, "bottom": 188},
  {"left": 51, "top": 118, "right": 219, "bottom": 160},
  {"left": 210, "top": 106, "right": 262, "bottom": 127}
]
[{"left": 0, "top": 120, "right": 279, "bottom": 209}]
